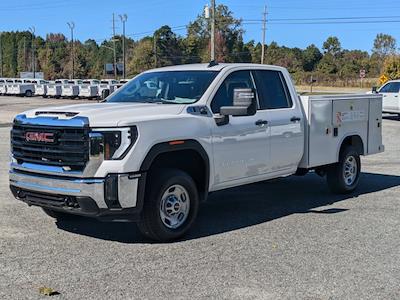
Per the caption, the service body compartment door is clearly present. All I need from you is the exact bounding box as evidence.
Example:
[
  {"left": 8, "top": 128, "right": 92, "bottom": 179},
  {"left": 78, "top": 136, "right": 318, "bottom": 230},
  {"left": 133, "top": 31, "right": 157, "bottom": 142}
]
[
  {"left": 307, "top": 100, "right": 337, "bottom": 167},
  {"left": 367, "top": 98, "right": 383, "bottom": 154}
]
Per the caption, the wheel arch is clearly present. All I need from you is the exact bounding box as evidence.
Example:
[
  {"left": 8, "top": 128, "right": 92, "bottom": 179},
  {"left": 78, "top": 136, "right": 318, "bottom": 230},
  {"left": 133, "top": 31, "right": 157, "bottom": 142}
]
[
  {"left": 139, "top": 140, "right": 210, "bottom": 203},
  {"left": 337, "top": 134, "right": 365, "bottom": 160}
]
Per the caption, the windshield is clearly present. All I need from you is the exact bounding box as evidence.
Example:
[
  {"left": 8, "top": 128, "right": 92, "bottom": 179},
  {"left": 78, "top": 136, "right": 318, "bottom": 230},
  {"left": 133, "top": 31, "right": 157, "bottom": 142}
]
[{"left": 107, "top": 71, "right": 218, "bottom": 104}]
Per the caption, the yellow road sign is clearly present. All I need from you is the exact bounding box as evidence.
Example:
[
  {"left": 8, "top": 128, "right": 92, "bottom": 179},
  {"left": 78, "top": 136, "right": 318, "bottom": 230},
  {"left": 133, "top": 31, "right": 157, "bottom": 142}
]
[{"left": 379, "top": 74, "right": 389, "bottom": 85}]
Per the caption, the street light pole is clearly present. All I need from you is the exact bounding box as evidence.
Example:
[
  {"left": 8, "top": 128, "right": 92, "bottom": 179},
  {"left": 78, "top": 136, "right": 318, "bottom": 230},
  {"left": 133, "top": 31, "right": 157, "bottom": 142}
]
[
  {"left": 67, "top": 22, "right": 75, "bottom": 79},
  {"left": 112, "top": 13, "right": 117, "bottom": 79},
  {"left": 28, "top": 26, "right": 36, "bottom": 78},
  {"left": 119, "top": 14, "right": 127, "bottom": 79}
]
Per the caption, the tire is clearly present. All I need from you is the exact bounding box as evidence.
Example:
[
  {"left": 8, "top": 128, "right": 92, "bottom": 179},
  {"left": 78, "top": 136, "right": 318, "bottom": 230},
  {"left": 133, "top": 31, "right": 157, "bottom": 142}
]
[
  {"left": 138, "top": 169, "right": 199, "bottom": 242},
  {"left": 327, "top": 146, "right": 361, "bottom": 194},
  {"left": 42, "top": 208, "right": 78, "bottom": 220},
  {"left": 25, "top": 90, "right": 33, "bottom": 97}
]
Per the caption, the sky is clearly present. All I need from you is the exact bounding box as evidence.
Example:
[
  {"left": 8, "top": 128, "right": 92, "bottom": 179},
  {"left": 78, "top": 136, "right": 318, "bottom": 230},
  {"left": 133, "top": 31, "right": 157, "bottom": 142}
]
[{"left": 1, "top": 0, "right": 400, "bottom": 52}]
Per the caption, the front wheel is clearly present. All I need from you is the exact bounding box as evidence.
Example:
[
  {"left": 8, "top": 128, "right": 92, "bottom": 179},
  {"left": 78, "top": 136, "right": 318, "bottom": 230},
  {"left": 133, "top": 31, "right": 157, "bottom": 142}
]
[
  {"left": 138, "top": 169, "right": 199, "bottom": 242},
  {"left": 327, "top": 146, "right": 361, "bottom": 194}
]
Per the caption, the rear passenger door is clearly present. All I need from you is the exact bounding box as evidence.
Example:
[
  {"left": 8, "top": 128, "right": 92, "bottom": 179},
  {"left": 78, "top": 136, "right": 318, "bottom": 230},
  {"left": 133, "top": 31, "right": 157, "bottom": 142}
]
[{"left": 253, "top": 70, "right": 304, "bottom": 173}]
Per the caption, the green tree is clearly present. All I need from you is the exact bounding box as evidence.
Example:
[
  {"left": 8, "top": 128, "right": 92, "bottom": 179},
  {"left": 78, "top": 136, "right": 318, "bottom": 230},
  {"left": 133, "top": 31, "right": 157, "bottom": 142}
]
[
  {"left": 302, "top": 44, "right": 322, "bottom": 71},
  {"left": 383, "top": 56, "right": 400, "bottom": 80},
  {"left": 323, "top": 36, "right": 341, "bottom": 57},
  {"left": 372, "top": 33, "right": 396, "bottom": 58},
  {"left": 127, "top": 38, "right": 154, "bottom": 75}
]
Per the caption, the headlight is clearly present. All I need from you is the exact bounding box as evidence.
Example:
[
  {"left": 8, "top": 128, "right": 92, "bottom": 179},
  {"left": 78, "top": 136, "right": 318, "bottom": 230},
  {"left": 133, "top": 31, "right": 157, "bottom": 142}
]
[{"left": 91, "top": 127, "right": 137, "bottom": 160}]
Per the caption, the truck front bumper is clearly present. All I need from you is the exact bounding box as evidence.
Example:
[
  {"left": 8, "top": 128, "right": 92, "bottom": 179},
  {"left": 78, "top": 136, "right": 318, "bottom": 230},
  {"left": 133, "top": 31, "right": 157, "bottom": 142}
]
[{"left": 9, "top": 169, "right": 145, "bottom": 221}]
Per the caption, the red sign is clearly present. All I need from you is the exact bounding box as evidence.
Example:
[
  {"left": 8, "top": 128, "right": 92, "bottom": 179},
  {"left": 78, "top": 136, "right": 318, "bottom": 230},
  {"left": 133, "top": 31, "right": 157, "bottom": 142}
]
[
  {"left": 360, "top": 69, "right": 366, "bottom": 78},
  {"left": 25, "top": 132, "right": 55, "bottom": 143}
]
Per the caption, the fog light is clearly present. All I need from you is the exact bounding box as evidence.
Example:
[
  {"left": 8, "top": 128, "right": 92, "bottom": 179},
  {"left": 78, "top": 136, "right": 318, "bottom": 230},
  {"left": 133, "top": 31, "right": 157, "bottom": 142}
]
[{"left": 104, "top": 175, "right": 121, "bottom": 208}]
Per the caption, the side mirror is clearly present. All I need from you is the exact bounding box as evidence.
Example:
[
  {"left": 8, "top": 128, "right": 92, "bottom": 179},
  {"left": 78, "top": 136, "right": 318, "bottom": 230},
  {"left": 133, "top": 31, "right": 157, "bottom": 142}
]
[
  {"left": 372, "top": 86, "right": 378, "bottom": 93},
  {"left": 220, "top": 88, "right": 257, "bottom": 117}
]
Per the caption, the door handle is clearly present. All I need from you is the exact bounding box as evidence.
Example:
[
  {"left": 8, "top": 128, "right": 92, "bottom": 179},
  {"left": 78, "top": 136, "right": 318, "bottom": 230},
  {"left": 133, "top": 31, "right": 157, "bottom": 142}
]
[
  {"left": 290, "top": 116, "right": 301, "bottom": 122},
  {"left": 255, "top": 119, "right": 268, "bottom": 126},
  {"left": 395, "top": 95, "right": 398, "bottom": 98}
]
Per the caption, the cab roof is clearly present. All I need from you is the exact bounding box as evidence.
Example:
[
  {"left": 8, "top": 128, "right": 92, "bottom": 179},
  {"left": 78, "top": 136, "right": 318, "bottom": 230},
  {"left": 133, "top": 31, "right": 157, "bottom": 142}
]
[{"left": 145, "top": 63, "right": 286, "bottom": 73}]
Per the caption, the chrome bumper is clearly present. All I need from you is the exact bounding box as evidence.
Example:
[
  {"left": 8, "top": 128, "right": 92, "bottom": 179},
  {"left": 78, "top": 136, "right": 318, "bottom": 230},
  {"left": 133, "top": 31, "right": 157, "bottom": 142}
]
[{"left": 9, "top": 169, "right": 139, "bottom": 209}]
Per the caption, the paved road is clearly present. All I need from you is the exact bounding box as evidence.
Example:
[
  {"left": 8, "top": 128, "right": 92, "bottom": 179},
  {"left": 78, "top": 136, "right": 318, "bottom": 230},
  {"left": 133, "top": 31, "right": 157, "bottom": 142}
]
[{"left": 0, "top": 97, "right": 399, "bottom": 299}]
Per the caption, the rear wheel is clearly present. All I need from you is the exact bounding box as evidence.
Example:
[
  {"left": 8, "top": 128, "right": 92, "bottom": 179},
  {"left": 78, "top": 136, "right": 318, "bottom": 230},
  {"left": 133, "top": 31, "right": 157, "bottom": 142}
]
[
  {"left": 327, "top": 146, "right": 361, "bottom": 194},
  {"left": 138, "top": 169, "right": 199, "bottom": 242},
  {"left": 25, "top": 90, "right": 33, "bottom": 97},
  {"left": 42, "top": 208, "right": 78, "bottom": 220}
]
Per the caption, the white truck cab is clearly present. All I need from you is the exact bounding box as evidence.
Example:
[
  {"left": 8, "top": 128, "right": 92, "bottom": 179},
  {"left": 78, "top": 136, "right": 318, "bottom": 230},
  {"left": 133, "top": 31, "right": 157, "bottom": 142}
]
[
  {"left": 373, "top": 80, "right": 400, "bottom": 116},
  {"left": 62, "top": 79, "right": 83, "bottom": 98},
  {"left": 47, "top": 79, "right": 69, "bottom": 98},
  {"left": 9, "top": 63, "right": 384, "bottom": 241}
]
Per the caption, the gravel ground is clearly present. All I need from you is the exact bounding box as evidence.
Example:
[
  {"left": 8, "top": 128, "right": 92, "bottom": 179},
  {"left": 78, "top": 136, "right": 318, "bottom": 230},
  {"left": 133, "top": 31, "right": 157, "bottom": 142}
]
[{"left": 0, "top": 96, "right": 399, "bottom": 300}]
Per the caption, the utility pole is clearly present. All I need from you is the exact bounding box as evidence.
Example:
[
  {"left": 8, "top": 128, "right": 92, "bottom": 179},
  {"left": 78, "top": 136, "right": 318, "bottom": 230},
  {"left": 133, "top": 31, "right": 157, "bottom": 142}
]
[
  {"left": 28, "top": 26, "right": 36, "bottom": 78},
  {"left": 153, "top": 33, "right": 157, "bottom": 68},
  {"left": 0, "top": 32, "right": 3, "bottom": 77},
  {"left": 23, "top": 36, "right": 27, "bottom": 71},
  {"left": 261, "top": 5, "right": 267, "bottom": 64},
  {"left": 112, "top": 13, "right": 117, "bottom": 79},
  {"left": 67, "top": 22, "right": 75, "bottom": 79},
  {"left": 119, "top": 14, "right": 127, "bottom": 79},
  {"left": 210, "top": 0, "right": 216, "bottom": 62}
]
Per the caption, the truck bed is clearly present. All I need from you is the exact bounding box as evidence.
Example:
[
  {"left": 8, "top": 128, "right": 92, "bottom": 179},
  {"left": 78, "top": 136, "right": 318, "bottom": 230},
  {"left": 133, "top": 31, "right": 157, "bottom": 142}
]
[{"left": 298, "top": 94, "right": 384, "bottom": 169}]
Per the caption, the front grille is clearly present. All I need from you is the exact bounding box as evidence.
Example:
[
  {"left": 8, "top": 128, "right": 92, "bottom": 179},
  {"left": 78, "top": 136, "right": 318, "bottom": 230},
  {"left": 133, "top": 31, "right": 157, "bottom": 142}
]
[{"left": 11, "top": 123, "right": 90, "bottom": 171}]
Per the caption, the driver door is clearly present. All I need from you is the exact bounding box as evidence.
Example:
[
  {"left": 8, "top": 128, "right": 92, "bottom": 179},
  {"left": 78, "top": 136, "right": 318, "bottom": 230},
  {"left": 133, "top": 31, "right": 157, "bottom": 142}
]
[{"left": 210, "top": 70, "right": 270, "bottom": 189}]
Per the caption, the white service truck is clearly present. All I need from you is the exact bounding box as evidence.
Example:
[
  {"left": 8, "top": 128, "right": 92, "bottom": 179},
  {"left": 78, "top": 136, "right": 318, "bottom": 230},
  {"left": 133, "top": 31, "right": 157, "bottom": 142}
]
[
  {"left": 0, "top": 79, "right": 7, "bottom": 95},
  {"left": 9, "top": 64, "right": 384, "bottom": 241},
  {"left": 79, "top": 79, "right": 101, "bottom": 99},
  {"left": 10, "top": 79, "right": 37, "bottom": 97},
  {"left": 61, "top": 79, "right": 82, "bottom": 98},
  {"left": 35, "top": 80, "right": 49, "bottom": 98},
  {"left": 47, "top": 79, "right": 69, "bottom": 98}
]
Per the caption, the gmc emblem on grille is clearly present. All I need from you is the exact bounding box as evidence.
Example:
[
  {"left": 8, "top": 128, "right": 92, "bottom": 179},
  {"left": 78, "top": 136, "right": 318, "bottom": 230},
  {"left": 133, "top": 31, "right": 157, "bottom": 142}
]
[{"left": 25, "top": 132, "right": 55, "bottom": 143}]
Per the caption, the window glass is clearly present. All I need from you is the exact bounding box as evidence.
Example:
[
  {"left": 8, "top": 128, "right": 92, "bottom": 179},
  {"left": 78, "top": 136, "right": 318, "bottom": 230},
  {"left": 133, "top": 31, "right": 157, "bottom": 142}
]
[
  {"left": 380, "top": 82, "right": 400, "bottom": 93},
  {"left": 108, "top": 71, "right": 218, "bottom": 104},
  {"left": 211, "top": 71, "right": 255, "bottom": 113},
  {"left": 255, "top": 70, "right": 292, "bottom": 110}
]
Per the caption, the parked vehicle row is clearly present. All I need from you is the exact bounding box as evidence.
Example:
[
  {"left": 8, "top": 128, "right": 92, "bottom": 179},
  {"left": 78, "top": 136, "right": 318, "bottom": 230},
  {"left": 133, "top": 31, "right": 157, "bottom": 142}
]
[{"left": 0, "top": 77, "right": 128, "bottom": 100}]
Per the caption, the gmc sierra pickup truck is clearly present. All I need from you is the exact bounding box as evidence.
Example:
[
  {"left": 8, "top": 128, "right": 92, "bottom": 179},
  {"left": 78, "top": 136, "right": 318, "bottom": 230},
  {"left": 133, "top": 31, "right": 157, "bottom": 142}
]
[{"left": 9, "top": 63, "right": 384, "bottom": 241}]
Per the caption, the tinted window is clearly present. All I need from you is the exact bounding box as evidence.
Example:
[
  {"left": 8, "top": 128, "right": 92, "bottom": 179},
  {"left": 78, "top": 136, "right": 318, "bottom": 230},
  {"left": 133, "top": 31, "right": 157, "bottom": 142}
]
[
  {"left": 211, "top": 71, "right": 255, "bottom": 113},
  {"left": 254, "top": 70, "right": 292, "bottom": 110},
  {"left": 380, "top": 82, "right": 400, "bottom": 93}
]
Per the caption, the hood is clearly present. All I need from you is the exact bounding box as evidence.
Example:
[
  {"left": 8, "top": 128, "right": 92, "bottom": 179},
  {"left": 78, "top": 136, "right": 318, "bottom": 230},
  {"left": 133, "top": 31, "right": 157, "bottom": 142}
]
[{"left": 23, "top": 102, "right": 185, "bottom": 127}]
